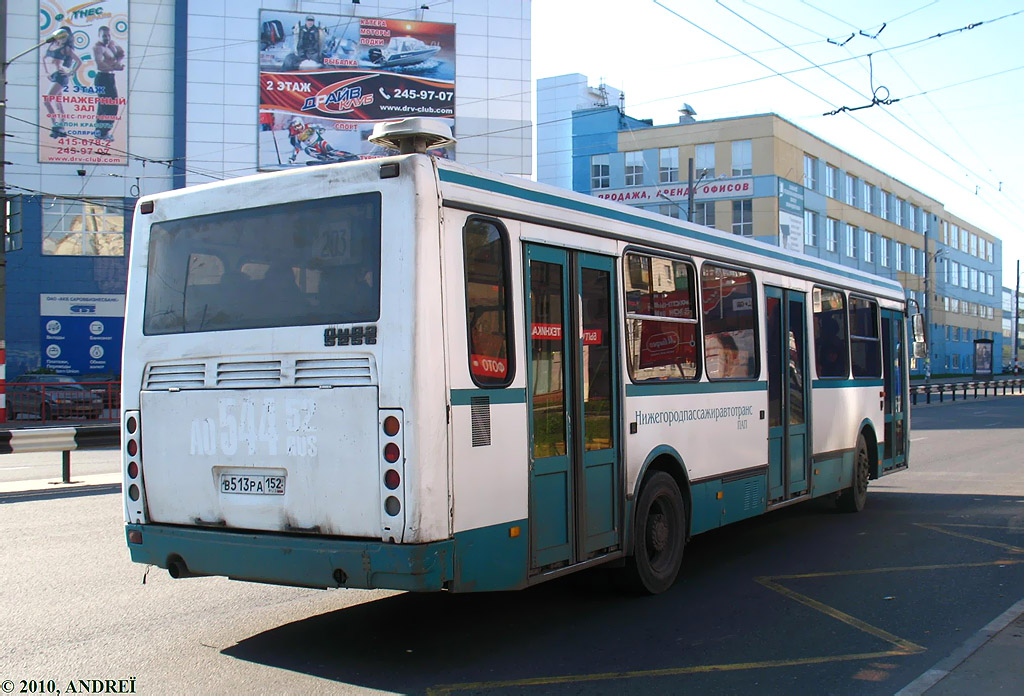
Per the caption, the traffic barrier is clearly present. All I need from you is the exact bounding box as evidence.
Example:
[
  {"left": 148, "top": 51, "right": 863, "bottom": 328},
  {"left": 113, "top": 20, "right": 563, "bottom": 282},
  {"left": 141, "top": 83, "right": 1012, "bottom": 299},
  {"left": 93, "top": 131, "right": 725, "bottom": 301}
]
[
  {"left": 910, "top": 379, "right": 1024, "bottom": 406},
  {"left": 0, "top": 424, "right": 119, "bottom": 483}
]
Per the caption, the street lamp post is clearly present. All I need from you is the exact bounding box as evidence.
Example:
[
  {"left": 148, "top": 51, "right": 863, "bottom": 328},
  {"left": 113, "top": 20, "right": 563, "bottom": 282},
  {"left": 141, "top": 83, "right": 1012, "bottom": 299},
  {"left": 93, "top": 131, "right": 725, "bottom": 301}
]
[{"left": 923, "top": 243, "right": 947, "bottom": 385}]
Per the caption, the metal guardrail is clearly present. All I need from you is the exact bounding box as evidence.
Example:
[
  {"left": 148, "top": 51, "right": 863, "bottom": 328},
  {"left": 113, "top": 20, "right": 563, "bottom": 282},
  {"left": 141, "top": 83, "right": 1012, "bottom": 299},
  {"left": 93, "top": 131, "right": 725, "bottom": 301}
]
[
  {"left": 0, "top": 424, "right": 119, "bottom": 483},
  {"left": 911, "top": 378, "right": 1024, "bottom": 405}
]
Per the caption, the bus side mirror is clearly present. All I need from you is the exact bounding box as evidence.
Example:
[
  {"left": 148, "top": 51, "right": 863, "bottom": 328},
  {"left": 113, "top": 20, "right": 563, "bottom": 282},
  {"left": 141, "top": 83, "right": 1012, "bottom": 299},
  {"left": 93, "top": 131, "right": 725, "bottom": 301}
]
[{"left": 911, "top": 313, "right": 926, "bottom": 344}]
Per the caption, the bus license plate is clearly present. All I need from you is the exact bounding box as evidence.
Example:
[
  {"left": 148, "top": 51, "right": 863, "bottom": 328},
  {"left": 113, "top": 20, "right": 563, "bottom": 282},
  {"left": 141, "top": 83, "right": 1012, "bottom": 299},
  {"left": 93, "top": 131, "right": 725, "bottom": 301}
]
[{"left": 219, "top": 474, "right": 285, "bottom": 496}]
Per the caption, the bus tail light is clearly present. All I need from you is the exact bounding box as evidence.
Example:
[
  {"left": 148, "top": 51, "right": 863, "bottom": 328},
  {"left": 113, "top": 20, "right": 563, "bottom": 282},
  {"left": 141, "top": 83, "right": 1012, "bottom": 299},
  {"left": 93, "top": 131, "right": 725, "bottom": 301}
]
[
  {"left": 123, "top": 410, "right": 148, "bottom": 524},
  {"left": 378, "top": 409, "right": 405, "bottom": 543}
]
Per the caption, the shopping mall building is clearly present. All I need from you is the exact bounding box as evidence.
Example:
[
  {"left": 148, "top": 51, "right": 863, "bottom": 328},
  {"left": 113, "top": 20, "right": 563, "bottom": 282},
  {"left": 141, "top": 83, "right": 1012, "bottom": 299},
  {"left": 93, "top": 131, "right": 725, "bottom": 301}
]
[{"left": 0, "top": 0, "right": 532, "bottom": 409}]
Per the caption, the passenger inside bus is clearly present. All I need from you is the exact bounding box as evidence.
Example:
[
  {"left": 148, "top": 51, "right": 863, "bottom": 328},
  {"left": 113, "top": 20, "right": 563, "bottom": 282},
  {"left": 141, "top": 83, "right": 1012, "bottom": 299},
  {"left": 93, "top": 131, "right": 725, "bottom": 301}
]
[{"left": 816, "top": 314, "right": 846, "bottom": 377}]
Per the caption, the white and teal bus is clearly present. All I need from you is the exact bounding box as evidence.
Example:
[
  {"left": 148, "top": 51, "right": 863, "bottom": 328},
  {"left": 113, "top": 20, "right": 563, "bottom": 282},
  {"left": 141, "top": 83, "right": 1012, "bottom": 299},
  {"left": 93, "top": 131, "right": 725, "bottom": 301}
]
[{"left": 123, "top": 119, "right": 913, "bottom": 594}]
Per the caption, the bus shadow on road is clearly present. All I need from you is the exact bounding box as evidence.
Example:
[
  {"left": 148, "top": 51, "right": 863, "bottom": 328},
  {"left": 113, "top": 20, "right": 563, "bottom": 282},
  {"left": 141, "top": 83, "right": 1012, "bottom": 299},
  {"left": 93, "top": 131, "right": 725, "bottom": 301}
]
[{"left": 222, "top": 492, "right": 1024, "bottom": 695}]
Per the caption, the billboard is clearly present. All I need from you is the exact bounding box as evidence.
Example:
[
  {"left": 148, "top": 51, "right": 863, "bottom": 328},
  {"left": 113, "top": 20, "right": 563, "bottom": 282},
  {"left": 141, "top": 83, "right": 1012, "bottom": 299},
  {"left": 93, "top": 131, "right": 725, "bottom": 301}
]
[
  {"left": 258, "top": 11, "right": 455, "bottom": 169},
  {"left": 38, "top": 1, "right": 129, "bottom": 165}
]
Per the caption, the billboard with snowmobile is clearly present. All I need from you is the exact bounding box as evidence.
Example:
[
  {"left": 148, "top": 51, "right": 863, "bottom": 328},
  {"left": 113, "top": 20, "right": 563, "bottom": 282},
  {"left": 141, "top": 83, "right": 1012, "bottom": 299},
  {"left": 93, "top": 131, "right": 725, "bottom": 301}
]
[{"left": 257, "top": 10, "right": 455, "bottom": 169}]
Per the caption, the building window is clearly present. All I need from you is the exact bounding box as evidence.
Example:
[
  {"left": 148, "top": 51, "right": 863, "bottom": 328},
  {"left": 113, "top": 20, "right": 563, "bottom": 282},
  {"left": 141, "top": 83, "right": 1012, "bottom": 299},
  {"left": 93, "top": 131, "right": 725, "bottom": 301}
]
[
  {"left": 693, "top": 201, "right": 715, "bottom": 227},
  {"left": 804, "top": 210, "right": 818, "bottom": 246},
  {"left": 941, "top": 220, "right": 948, "bottom": 245},
  {"left": 732, "top": 199, "right": 753, "bottom": 236},
  {"left": 909, "top": 205, "right": 919, "bottom": 232},
  {"left": 880, "top": 190, "right": 889, "bottom": 219},
  {"left": 961, "top": 265, "right": 968, "bottom": 288},
  {"left": 861, "top": 181, "right": 872, "bottom": 213},
  {"left": 695, "top": 143, "right": 715, "bottom": 178},
  {"left": 658, "top": 148, "right": 679, "bottom": 184},
  {"left": 879, "top": 237, "right": 889, "bottom": 266},
  {"left": 969, "top": 233, "right": 978, "bottom": 257},
  {"left": 803, "top": 154, "right": 818, "bottom": 190},
  {"left": 970, "top": 268, "right": 978, "bottom": 292},
  {"left": 986, "top": 240, "right": 993, "bottom": 262},
  {"left": 950, "top": 262, "right": 959, "bottom": 287},
  {"left": 987, "top": 274, "right": 994, "bottom": 295},
  {"left": 961, "top": 229, "right": 969, "bottom": 253},
  {"left": 731, "top": 140, "right": 752, "bottom": 176},
  {"left": 950, "top": 224, "right": 959, "bottom": 250},
  {"left": 659, "top": 204, "right": 680, "bottom": 219},
  {"left": 826, "top": 165, "right": 838, "bottom": 198},
  {"left": 625, "top": 151, "right": 644, "bottom": 187},
  {"left": 908, "top": 246, "right": 917, "bottom": 275},
  {"left": 845, "top": 174, "right": 858, "bottom": 207},
  {"left": 894, "top": 199, "right": 904, "bottom": 226},
  {"left": 41, "top": 198, "right": 125, "bottom": 256},
  {"left": 864, "top": 230, "right": 874, "bottom": 263},
  {"left": 826, "top": 218, "right": 838, "bottom": 252},
  {"left": 846, "top": 224, "right": 858, "bottom": 258},
  {"left": 895, "top": 242, "right": 904, "bottom": 271},
  {"left": 591, "top": 154, "right": 610, "bottom": 189}
]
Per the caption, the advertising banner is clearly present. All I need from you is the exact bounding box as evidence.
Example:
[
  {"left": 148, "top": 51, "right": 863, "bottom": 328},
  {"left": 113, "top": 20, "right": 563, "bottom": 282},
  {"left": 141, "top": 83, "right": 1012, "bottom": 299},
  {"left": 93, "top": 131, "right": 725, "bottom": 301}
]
[
  {"left": 258, "top": 10, "right": 455, "bottom": 169},
  {"left": 593, "top": 178, "right": 753, "bottom": 204},
  {"left": 40, "top": 294, "right": 125, "bottom": 375},
  {"left": 38, "top": 1, "right": 129, "bottom": 165}
]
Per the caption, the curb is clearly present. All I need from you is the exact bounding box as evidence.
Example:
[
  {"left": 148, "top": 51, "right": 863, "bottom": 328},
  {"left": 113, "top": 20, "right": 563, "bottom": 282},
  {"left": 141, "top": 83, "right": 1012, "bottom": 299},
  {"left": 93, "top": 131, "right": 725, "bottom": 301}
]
[{"left": 895, "top": 597, "right": 1024, "bottom": 695}]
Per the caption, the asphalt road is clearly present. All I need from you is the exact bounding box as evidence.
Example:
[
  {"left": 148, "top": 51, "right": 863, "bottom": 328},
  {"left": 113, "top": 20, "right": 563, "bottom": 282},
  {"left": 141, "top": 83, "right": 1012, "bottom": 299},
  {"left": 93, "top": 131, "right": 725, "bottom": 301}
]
[{"left": 0, "top": 395, "right": 1021, "bottom": 695}]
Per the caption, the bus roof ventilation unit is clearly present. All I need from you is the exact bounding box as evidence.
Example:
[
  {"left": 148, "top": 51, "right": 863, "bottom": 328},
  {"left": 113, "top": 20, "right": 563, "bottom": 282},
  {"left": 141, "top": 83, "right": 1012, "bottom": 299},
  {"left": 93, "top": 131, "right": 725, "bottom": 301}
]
[{"left": 369, "top": 117, "right": 456, "bottom": 154}]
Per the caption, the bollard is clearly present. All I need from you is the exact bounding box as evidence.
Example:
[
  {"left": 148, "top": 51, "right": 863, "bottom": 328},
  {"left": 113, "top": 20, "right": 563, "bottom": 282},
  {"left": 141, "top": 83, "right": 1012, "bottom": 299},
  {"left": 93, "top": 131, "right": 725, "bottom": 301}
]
[
  {"left": 62, "top": 450, "right": 71, "bottom": 484},
  {"left": 927, "top": 386, "right": 931, "bottom": 404},
  {"left": 973, "top": 383, "right": 978, "bottom": 399},
  {"left": 939, "top": 385, "right": 944, "bottom": 403}
]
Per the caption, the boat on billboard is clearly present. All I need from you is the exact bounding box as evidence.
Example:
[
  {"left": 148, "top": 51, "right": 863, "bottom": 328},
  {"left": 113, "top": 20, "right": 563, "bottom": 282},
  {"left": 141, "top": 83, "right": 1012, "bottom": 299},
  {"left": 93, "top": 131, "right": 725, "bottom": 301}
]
[
  {"left": 38, "top": 0, "right": 129, "bottom": 165},
  {"left": 257, "top": 10, "right": 455, "bottom": 169}
]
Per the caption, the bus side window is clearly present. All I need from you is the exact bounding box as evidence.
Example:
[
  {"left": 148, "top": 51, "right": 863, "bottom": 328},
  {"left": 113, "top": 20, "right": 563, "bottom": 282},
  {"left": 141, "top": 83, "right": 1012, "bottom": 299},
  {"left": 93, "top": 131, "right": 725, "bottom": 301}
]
[
  {"left": 849, "top": 296, "right": 881, "bottom": 378},
  {"left": 813, "top": 287, "right": 849, "bottom": 378},
  {"left": 701, "top": 263, "right": 758, "bottom": 380},
  {"left": 463, "top": 218, "right": 513, "bottom": 387},
  {"left": 624, "top": 252, "right": 699, "bottom": 381}
]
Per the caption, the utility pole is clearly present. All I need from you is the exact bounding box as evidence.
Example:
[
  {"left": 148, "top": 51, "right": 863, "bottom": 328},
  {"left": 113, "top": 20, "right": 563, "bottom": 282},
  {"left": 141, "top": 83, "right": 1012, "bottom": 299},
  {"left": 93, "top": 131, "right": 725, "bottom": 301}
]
[
  {"left": 923, "top": 218, "right": 933, "bottom": 383},
  {"left": 1015, "top": 259, "right": 1021, "bottom": 374},
  {"left": 687, "top": 157, "right": 694, "bottom": 222}
]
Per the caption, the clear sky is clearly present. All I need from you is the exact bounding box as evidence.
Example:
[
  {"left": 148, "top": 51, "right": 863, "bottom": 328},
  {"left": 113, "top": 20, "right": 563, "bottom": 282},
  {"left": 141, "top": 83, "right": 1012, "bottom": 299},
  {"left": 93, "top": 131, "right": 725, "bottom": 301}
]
[{"left": 532, "top": 0, "right": 1024, "bottom": 289}]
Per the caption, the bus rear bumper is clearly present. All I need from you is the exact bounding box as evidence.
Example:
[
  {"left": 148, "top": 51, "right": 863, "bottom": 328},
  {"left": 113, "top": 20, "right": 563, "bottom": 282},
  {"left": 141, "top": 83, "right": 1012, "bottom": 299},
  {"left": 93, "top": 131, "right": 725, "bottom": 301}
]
[{"left": 125, "top": 524, "right": 454, "bottom": 591}]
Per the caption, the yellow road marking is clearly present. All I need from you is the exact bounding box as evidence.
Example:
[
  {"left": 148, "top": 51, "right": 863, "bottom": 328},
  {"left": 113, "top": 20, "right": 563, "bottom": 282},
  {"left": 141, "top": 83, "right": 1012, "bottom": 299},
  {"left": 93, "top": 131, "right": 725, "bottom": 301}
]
[
  {"left": 916, "top": 523, "right": 1024, "bottom": 553},
  {"left": 427, "top": 525, "right": 1023, "bottom": 694},
  {"left": 426, "top": 651, "right": 910, "bottom": 696}
]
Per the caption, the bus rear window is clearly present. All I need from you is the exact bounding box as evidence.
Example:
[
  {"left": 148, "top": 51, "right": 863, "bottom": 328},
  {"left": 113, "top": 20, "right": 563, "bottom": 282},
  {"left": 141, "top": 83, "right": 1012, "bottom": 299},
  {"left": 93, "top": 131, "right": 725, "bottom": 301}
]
[
  {"left": 143, "top": 193, "right": 381, "bottom": 335},
  {"left": 463, "top": 218, "right": 513, "bottom": 387}
]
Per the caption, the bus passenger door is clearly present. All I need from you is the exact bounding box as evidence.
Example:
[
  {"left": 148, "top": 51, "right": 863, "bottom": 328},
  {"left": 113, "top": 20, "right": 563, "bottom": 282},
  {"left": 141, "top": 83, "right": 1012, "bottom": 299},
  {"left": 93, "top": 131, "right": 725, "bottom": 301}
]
[
  {"left": 766, "top": 287, "right": 811, "bottom": 503},
  {"left": 525, "top": 245, "right": 621, "bottom": 572},
  {"left": 881, "top": 310, "right": 908, "bottom": 472}
]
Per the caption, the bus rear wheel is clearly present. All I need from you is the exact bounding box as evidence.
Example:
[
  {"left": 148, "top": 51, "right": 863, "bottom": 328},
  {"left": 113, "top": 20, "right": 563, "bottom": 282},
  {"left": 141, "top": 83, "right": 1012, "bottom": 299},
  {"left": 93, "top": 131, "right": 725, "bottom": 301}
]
[
  {"left": 837, "top": 433, "right": 870, "bottom": 513},
  {"left": 623, "top": 471, "right": 686, "bottom": 594}
]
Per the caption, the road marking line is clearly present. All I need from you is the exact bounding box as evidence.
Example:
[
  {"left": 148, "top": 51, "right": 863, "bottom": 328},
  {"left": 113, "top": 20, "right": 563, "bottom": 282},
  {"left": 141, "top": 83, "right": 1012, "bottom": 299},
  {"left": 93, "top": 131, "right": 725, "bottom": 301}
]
[
  {"left": 426, "top": 651, "right": 911, "bottom": 696},
  {"left": 916, "top": 523, "right": 1024, "bottom": 553},
  {"left": 428, "top": 526, "right": 1024, "bottom": 694},
  {"left": 910, "top": 437, "right": 927, "bottom": 442},
  {"left": 755, "top": 576, "right": 925, "bottom": 654}
]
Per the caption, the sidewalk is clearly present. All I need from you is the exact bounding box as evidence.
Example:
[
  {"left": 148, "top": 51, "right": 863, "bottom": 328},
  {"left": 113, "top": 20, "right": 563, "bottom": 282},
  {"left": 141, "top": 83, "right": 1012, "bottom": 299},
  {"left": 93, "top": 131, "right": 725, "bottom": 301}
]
[
  {"left": 0, "top": 471, "right": 121, "bottom": 500},
  {"left": 898, "top": 598, "right": 1024, "bottom": 694}
]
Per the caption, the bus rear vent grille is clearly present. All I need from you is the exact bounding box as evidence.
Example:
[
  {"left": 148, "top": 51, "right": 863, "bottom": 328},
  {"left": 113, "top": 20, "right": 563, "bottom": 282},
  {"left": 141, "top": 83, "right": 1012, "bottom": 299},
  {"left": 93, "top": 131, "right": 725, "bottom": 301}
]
[
  {"left": 144, "top": 363, "right": 205, "bottom": 389},
  {"left": 294, "top": 357, "right": 374, "bottom": 385},
  {"left": 216, "top": 360, "right": 282, "bottom": 387},
  {"left": 470, "top": 396, "right": 491, "bottom": 447}
]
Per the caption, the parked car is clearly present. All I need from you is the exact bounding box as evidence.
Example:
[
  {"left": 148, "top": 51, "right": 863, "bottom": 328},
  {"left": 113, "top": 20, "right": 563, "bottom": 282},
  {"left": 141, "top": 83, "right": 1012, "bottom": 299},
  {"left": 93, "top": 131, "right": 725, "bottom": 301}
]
[
  {"left": 79, "top": 372, "right": 121, "bottom": 409},
  {"left": 6, "top": 374, "right": 103, "bottom": 421}
]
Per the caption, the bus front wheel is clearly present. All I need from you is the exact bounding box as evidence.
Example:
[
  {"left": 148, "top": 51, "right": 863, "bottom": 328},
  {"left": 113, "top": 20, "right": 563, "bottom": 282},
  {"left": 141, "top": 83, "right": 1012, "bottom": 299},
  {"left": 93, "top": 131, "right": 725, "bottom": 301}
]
[
  {"left": 623, "top": 471, "right": 686, "bottom": 594},
  {"left": 837, "top": 433, "right": 870, "bottom": 513}
]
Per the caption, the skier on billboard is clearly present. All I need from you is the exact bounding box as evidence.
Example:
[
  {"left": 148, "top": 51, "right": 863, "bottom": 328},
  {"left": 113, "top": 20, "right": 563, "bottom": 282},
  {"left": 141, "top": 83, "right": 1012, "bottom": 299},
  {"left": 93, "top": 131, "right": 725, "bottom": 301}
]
[{"left": 287, "top": 117, "right": 359, "bottom": 164}]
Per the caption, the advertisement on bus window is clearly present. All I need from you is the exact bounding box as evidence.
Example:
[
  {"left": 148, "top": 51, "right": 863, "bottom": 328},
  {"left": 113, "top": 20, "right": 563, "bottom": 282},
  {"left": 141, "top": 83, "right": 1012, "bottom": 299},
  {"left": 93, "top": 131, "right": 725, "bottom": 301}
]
[
  {"left": 257, "top": 10, "right": 455, "bottom": 169},
  {"left": 38, "top": 0, "right": 129, "bottom": 165}
]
